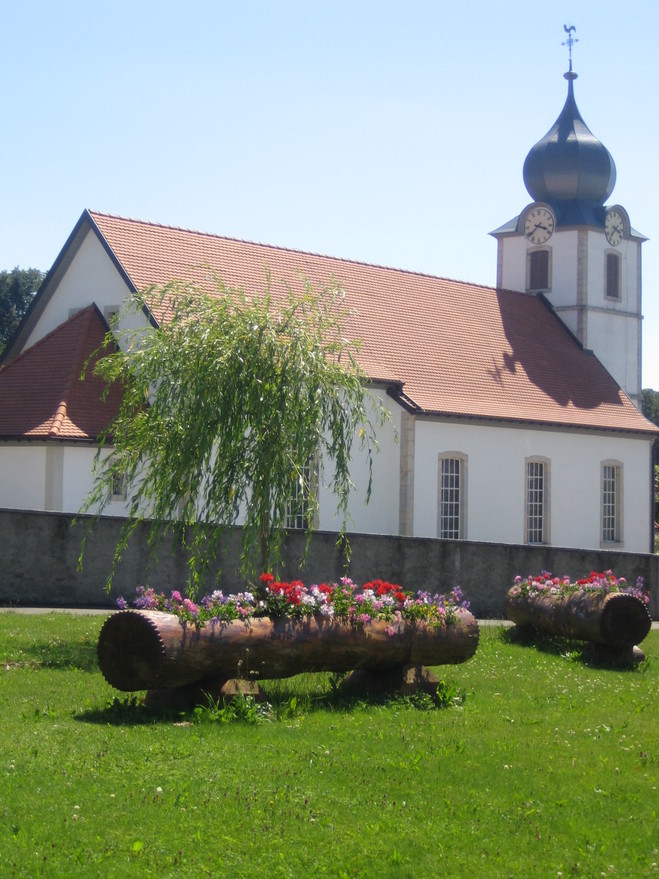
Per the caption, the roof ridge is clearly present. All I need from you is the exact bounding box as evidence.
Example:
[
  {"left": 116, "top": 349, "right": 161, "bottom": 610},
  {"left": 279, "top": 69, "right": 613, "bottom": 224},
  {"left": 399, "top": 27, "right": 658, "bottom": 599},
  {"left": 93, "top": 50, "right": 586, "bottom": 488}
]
[{"left": 87, "top": 209, "right": 498, "bottom": 292}]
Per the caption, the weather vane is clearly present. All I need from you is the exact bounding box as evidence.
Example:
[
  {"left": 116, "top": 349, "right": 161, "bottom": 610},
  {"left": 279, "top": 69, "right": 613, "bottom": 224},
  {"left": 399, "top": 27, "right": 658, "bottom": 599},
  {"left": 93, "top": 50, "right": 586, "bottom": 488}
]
[{"left": 562, "top": 24, "right": 578, "bottom": 72}]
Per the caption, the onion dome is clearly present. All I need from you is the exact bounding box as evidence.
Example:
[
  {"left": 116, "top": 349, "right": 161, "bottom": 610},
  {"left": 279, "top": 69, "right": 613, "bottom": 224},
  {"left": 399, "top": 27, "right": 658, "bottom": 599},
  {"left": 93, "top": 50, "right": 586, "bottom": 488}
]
[{"left": 522, "top": 71, "right": 616, "bottom": 226}]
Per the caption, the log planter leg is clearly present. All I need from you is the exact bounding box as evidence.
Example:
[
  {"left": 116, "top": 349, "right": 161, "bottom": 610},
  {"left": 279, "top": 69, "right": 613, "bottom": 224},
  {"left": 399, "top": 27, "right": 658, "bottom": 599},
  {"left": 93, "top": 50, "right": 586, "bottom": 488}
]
[
  {"left": 144, "top": 677, "right": 265, "bottom": 711},
  {"left": 145, "top": 666, "right": 444, "bottom": 709},
  {"left": 339, "top": 664, "right": 442, "bottom": 698},
  {"left": 584, "top": 643, "right": 647, "bottom": 666}
]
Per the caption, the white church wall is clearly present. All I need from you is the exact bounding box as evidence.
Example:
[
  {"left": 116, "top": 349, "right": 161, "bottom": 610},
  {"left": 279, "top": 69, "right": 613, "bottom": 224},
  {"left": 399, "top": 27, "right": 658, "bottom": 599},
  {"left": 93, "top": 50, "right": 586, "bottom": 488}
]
[
  {"left": 317, "top": 389, "right": 401, "bottom": 535},
  {"left": 0, "top": 443, "right": 132, "bottom": 516},
  {"left": 412, "top": 418, "right": 653, "bottom": 553},
  {"left": 0, "top": 445, "right": 47, "bottom": 510},
  {"left": 497, "top": 236, "right": 527, "bottom": 292},
  {"left": 587, "top": 311, "right": 641, "bottom": 398},
  {"left": 61, "top": 446, "right": 131, "bottom": 517},
  {"left": 1, "top": 410, "right": 651, "bottom": 554},
  {"left": 546, "top": 231, "right": 579, "bottom": 308},
  {"left": 584, "top": 235, "right": 641, "bottom": 398},
  {"left": 7, "top": 390, "right": 402, "bottom": 533}
]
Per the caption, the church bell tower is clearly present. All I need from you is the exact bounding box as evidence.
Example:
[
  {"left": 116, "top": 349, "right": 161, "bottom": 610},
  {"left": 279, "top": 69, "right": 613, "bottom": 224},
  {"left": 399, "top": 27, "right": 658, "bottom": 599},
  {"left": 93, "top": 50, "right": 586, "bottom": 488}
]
[{"left": 491, "top": 28, "right": 645, "bottom": 407}]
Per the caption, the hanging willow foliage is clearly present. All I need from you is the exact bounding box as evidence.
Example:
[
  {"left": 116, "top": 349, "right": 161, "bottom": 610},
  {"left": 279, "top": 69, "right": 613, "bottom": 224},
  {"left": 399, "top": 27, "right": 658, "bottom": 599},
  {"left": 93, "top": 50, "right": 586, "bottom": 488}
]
[{"left": 80, "top": 276, "right": 390, "bottom": 592}]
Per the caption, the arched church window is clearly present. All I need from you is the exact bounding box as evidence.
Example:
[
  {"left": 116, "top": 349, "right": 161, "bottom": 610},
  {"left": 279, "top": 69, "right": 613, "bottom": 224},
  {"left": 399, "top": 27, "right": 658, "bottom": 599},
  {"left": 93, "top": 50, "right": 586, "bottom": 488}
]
[
  {"left": 601, "top": 461, "right": 623, "bottom": 544},
  {"left": 525, "top": 457, "right": 550, "bottom": 544},
  {"left": 438, "top": 453, "right": 467, "bottom": 540}
]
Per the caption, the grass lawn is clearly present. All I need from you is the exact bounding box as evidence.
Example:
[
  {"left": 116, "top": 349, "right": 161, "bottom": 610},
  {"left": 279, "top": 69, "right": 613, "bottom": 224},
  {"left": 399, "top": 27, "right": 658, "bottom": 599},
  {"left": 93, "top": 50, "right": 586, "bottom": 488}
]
[{"left": 0, "top": 613, "right": 656, "bottom": 879}]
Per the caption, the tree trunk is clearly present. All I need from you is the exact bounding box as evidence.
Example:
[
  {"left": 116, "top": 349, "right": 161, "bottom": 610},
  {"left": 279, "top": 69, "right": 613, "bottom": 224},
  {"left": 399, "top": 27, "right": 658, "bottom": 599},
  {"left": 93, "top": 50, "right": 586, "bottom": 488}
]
[
  {"left": 98, "top": 609, "right": 479, "bottom": 692},
  {"left": 505, "top": 589, "right": 651, "bottom": 649}
]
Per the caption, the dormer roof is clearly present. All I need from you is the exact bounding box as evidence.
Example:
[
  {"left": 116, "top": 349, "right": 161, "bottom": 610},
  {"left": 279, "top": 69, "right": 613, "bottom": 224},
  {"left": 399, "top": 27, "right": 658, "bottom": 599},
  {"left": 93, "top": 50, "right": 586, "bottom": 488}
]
[{"left": 0, "top": 304, "right": 123, "bottom": 440}]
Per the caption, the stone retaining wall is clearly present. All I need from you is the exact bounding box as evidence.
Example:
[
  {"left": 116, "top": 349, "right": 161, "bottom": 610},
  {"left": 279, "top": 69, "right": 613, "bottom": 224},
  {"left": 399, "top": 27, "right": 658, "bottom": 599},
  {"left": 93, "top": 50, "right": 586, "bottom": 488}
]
[{"left": 1, "top": 510, "right": 656, "bottom": 618}]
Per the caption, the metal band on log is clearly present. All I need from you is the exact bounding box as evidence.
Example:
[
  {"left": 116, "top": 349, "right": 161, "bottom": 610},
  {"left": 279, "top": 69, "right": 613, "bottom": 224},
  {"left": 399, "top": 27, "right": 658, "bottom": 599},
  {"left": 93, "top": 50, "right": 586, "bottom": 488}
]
[
  {"left": 504, "top": 589, "right": 651, "bottom": 649},
  {"left": 97, "top": 609, "right": 480, "bottom": 692}
]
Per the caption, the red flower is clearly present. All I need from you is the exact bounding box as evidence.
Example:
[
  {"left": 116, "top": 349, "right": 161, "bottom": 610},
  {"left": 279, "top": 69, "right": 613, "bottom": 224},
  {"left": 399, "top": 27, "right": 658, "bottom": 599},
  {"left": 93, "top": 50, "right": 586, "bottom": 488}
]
[
  {"left": 284, "top": 581, "right": 303, "bottom": 605},
  {"left": 394, "top": 591, "right": 406, "bottom": 603},
  {"left": 366, "top": 579, "right": 400, "bottom": 596},
  {"left": 260, "top": 572, "right": 275, "bottom": 584}
]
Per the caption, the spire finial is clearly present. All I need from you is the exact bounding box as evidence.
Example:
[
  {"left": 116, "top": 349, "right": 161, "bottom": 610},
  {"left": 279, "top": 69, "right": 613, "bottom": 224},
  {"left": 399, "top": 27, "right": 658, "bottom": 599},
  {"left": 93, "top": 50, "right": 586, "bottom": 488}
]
[{"left": 562, "top": 24, "right": 578, "bottom": 73}]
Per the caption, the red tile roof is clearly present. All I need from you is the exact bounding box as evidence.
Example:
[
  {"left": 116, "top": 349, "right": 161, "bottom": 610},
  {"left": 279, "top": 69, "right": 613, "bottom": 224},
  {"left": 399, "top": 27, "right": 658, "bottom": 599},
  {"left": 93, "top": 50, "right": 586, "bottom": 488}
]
[
  {"left": 0, "top": 305, "right": 123, "bottom": 440},
  {"left": 86, "top": 210, "right": 656, "bottom": 435}
]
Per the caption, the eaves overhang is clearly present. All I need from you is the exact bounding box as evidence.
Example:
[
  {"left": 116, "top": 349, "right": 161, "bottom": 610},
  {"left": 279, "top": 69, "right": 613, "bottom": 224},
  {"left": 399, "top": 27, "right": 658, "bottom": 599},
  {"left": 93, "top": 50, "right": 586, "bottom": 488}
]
[{"left": 412, "top": 407, "right": 659, "bottom": 438}]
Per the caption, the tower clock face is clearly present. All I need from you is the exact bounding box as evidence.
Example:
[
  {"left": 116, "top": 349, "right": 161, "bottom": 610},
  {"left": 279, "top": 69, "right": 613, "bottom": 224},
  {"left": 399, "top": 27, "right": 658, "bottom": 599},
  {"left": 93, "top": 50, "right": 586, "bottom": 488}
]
[
  {"left": 524, "top": 206, "right": 555, "bottom": 245},
  {"left": 605, "top": 209, "right": 624, "bottom": 246}
]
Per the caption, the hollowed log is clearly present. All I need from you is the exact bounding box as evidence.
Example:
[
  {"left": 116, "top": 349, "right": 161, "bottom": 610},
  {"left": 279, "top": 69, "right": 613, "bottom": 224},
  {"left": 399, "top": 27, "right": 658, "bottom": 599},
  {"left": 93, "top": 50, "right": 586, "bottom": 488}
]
[
  {"left": 505, "top": 589, "right": 651, "bottom": 649},
  {"left": 97, "top": 609, "right": 479, "bottom": 692}
]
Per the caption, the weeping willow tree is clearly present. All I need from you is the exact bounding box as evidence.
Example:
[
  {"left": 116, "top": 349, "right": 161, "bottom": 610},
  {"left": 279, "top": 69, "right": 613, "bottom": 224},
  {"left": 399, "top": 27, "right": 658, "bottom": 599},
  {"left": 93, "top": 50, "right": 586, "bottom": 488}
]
[{"left": 81, "top": 277, "right": 389, "bottom": 591}]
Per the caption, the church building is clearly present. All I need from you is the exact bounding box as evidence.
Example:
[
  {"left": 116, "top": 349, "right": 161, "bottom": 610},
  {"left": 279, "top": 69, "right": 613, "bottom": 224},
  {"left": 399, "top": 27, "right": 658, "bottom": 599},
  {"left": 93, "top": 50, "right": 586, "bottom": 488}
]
[{"left": 1, "top": 60, "right": 657, "bottom": 554}]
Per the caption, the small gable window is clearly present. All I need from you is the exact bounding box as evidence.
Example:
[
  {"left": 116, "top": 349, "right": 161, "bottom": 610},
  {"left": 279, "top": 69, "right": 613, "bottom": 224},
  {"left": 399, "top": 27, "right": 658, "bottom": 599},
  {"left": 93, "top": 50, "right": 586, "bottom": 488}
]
[
  {"left": 112, "top": 472, "right": 127, "bottom": 501},
  {"left": 104, "top": 305, "right": 120, "bottom": 325},
  {"left": 605, "top": 253, "right": 621, "bottom": 299},
  {"left": 527, "top": 249, "right": 550, "bottom": 292}
]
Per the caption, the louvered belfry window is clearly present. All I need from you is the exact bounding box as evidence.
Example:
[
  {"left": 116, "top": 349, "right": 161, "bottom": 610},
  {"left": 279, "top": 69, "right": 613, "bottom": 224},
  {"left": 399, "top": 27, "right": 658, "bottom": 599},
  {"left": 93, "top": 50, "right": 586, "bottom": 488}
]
[
  {"left": 528, "top": 250, "right": 549, "bottom": 291},
  {"left": 606, "top": 253, "right": 620, "bottom": 299}
]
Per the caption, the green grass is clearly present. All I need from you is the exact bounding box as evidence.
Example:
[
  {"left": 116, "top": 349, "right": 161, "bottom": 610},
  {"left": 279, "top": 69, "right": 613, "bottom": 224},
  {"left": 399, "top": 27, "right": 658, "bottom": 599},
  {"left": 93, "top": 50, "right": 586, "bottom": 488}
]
[{"left": 0, "top": 613, "right": 657, "bottom": 879}]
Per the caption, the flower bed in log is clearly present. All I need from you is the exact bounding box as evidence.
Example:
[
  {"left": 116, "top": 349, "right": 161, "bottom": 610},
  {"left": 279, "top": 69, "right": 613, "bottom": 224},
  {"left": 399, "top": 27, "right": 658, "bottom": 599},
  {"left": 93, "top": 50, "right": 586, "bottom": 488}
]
[
  {"left": 505, "top": 570, "right": 651, "bottom": 657},
  {"left": 99, "top": 575, "right": 479, "bottom": 694}
]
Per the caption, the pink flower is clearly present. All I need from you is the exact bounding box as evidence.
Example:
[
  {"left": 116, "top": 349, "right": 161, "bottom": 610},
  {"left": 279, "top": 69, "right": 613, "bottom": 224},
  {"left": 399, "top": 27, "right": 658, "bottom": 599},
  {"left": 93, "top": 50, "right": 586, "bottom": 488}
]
[{"left": 183, "top": 598, "right": 198, "bottom": 615}]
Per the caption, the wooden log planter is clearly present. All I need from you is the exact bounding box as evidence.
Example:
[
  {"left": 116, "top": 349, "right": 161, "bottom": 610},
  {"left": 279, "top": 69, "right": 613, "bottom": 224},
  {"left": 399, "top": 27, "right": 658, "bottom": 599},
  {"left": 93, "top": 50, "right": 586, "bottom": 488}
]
[
  {"left": 504, "top": 588, "right": 652, "bottom": 662},
  {"left": 97, "top": 609, "right": 479, "bottom": 700}
]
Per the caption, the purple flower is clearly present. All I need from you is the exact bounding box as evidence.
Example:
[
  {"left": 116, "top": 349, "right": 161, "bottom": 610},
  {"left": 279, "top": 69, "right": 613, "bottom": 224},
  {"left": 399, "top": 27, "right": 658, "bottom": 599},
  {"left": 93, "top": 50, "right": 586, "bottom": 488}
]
[{"left": 116, "top": 596, "right": 127, "bottom": 610}]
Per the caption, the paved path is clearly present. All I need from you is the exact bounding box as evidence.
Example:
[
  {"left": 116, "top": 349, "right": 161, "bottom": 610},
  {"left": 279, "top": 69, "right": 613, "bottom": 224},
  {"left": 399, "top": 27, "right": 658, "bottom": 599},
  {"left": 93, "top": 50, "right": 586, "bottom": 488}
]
[{"left": 0, "top": 607, "right": 113, "bottom": 615}]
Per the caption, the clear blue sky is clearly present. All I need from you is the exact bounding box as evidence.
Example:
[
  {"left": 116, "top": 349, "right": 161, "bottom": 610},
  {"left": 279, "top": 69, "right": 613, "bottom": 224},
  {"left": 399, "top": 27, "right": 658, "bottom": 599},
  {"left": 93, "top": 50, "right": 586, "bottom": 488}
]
[{"left": 2, "top": 0, "right": 658, "bottom": 388}]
